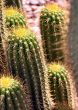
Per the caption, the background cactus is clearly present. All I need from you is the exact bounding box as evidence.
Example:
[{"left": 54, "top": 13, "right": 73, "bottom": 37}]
[
  {"left": 0, "top": 75, "right": 32, "bottom": 110},
  {"left": 5, "top": 0, "right": 22, "bottom": 8},
  {"left": 5, "top": 7, "right": 26, "bottom": 28},
  {"left": 0, "top": 0, "right": 8, "bottom": 74},
  {"left": 7, "top": 27, "right": 52, "bottom": 110},
  {"left": 48, "top": 63, "right": 72, "bottom": 109},
  {"left": 40, "top": 3, "right": 65, "bottom": 62}
]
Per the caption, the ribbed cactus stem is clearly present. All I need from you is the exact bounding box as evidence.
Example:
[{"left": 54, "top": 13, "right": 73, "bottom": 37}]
[
  {"left": 40, "top": 3, "right": 65, "bottom": 62},
  {"left": 7, "top": 27, "right": 52, "bottom": 110},
  {"left": 0, "top": 0, "right": 8, "bottom": 73},
  {"left": 5, "top": 7, "right": 26, "bottom": 28},
  {"left": 5, "top": 0, "right": 22, "bottom": 8},
  {"left": 0, "top": 75, "right": 32, "bottom": 110},
  {"left": 48, "top": 63, "right": 72, "bottom": 108}
]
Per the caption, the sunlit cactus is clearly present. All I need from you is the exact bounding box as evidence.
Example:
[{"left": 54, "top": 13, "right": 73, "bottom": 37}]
[
  {"left": 7, "top": 27, "right": 52, "bottom": 110},
  {"left": 40, "top": 3, "right": 65, "bottom": 62},
  {"left": 0, "top": 75, "right": 32, "bottom": 110},
  {"left": 48, "top": 63, "right": 72, "bottom": 108},
  {"left": 5, "top": 7, "right": 26, "bottom": 28},
  {"left": 0, "top": 0, "right": 8, "bottom": 73}
]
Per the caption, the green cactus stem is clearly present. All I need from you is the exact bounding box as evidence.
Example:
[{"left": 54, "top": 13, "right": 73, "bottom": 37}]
[
  {"left": 40, "top": 3, "right": 65, "bottom": 62},
  {"left": 5, "top": 0, "right": 22, "bottom": 8},
  {"left": 5, "top": 7, "right": 26, "bottom": 28},
  {"left": 7, "top": 27, "right": 52, "bottom": 110},
  {"left": 48, "top": 63, "right": 72, "bottom": 108},
  {"left": 0, "top": 75, "right": 32, "bottom": 110}
]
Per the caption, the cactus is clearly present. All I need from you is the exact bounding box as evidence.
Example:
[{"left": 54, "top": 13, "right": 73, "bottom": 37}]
[
  {"left": 48, "top": 63, "right": 72, "bottom": 108},
  {"left": 0, "top": 0, "right": 8, "bottom": 73},
  {"left": 7, "top": 27, "right": 52, "bottom": 110},
  {"left": 5, "top": 7, "right": 26, "bottom": 28},
  {"left": 40, "top": 3, "right": 65, "bottom": 62},
  {"left": 0, "top": 75, "right": 32, "bottom": 110},
  {"left": 5, "top": 0, "right": 21, "bottom": 8}
]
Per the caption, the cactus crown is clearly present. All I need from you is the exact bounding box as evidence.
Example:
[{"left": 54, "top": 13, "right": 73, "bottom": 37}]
[
  {"left": 5, "top": 7, "right": 23, "bottom": 17},
  {"left": 48, "top": 63, "right": 65, "bottom": 74},
  {"left": 0, "top": 76, "right": 19, "bottom": 89},
  {"left": 9, "top": 27, "right": 33, "bottom": 39},
  {"left": 45, "top": 3, "right": 63, "bottom": 13}
]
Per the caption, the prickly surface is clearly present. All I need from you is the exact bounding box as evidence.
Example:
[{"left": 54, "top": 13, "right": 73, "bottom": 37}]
[
  {"left": 40, "top": 3, "right": 65, "bottom": 62},
  {"left": 5, "top": 7, "right": 26, "bottom": 28},
  {"left": 0, "top": 75, "right": 32, "bottom": 110},
  {"left": 7, "top": 27, "right": 52, "bottom": 110},
  {"left": 48, "top": 63, "right": 72, "bottom": 108},
  {"left": 0, "top": 0, "right": 8, "bottom": 73}
]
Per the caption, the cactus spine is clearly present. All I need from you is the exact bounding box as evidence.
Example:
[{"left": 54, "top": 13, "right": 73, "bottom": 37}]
[
  {"left": 5, "top": 7, "right": 26, "bottom": 28},
  {"left": 0, "top": 75, "right": 32, "bottom": 110},
  {"left": 48, "top": 63, "right": 72, "bottom": 108},
  {"left": 5, "top": 0, "right": 21, "bottom": 8},
  {"left": 40, "top": 3, "right": 65, "bottom": 62},
  {"left": 0, "top": 0, "right": 8, "bottom": 73},
  {"left": 7, "top": 27, "right": 52, "bottom": 110}
]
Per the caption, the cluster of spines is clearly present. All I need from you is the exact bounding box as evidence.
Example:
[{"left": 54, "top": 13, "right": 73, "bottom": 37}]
[
  {"left": 0, "top": 0, "right": 8, "bottom": 73},
  {"left": 48, "top": 63, "right": 72, "bottom": 109},
  {"left": 5, "top": 0, "right": 21, "bottom": 8},
  {"left": 7, "top": 27, "right": 52, "bottom": 110},
  {"left": 0, "top": 75, "right": 32, "bottom": 110},
  {"left": 40, "top": 3, "right": 65, "bottom": 62},
  {"left": 5, "top": 7, "right": 26, "bottom": 28}
]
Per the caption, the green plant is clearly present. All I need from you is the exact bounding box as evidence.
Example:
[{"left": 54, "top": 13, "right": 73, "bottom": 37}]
[
  {"left": 5, "top": 0, "right": 21, "bottom": 8},
  {"left": 5, "top": 7, "right": 26, "bottom": 28},
  {"left": 40, "top": 3, "right": 65, "bottom": 62},
  {"left": 7, "top": 27, "right": 52, "bottom": 110},
  {"left": 0, "top": 0, "right": 8, "bottom": 73},
  {"left": 48, "top": 63, "right": 72, "bottom": 108},
  {"left": 0, "top": 75, "right": 32, "bottom": 110}
]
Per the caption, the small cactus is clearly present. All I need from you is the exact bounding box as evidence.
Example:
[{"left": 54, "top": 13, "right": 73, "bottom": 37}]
[
  {"left": 7, "top": 27, "right": 52, "bottom": 110},
  {"left": 0, "top": 75, "right": 32, "bottom": 110},
  {"left": 48, "top": 63, "right": 72, "bottom": 108},
  {"left": 5, "top": 7, "right": 26, "bottom": 28},
  {"left": 40, "top": 3, "right": 65, "bottom": 62}
]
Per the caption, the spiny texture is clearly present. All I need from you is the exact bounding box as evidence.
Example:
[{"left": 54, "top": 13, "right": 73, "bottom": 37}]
[
  {"left": 5, "top": 0, "right": 21, "bottom": 8},
  {"left": 0, "top": 75, "right": 32, "bottom": 110},
  {"left": 0, "top": 0, "right": 8, "bottom": 73},
  {"left": 48, "top": 63, "right": 72, "bottom": 108},
  {"left": 5, "top": 7, "right": 26, "bottom": 28},
  {"left": 7, "top": 27, "right": 52, "bottom": 110},
  {"left": 40, "top": 3, "right": 65, "bottom": 62}
]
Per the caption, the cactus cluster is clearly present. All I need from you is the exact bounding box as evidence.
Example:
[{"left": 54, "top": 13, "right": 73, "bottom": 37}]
[
  {"left": 40, "top": 3, "right": 65, "bottom": 62},
  {"left": 7, "top": 27, "right": 52, "bottom": 110},
  {"left": 5, "top": 7, "right": 26, "bottom": 28},
  {"left": 48, "top": 63, "right": 72, "bottom": 108},
  {"left": 0, "top": 75, "right": 32, "bottom": 110}
]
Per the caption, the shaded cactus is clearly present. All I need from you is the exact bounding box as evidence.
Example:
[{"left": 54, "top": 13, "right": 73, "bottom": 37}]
[
  {"left": 48, "top": 63, "right": 72, "bottom": 108},
  {"left": 7, "top": 27, "right": 52, "bottom": 110},
  {"left": 5, "top": 0, "right": 22, "bottom": 8},
  {"left": 0, "top": 75, "right": 32, "bottom": 110},
  {"left": 40, "top": 3, "right": 65, "bottom": 62},
  {"left": 5, "top": 7, "right": 26, "bottom": 28}
]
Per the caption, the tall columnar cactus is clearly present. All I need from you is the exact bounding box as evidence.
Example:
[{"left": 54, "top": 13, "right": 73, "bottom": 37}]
[
  {"left": 7, "top": 27, "right": 52, "bottom": 110},
  {"left": 40, "top": 3, "right": 65, "bottom": 62},
  {"left": 0, "top": 0, "right": 8, "bottom": 73},
  {"left": 0, "top": 75, "right": 32, "bottom": 110},
  {"left": 48, "top": 63, "right": 72, "bottom": 108},
  {"left": 5, "top": 7, "right": 26, "bottom": 28}
]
